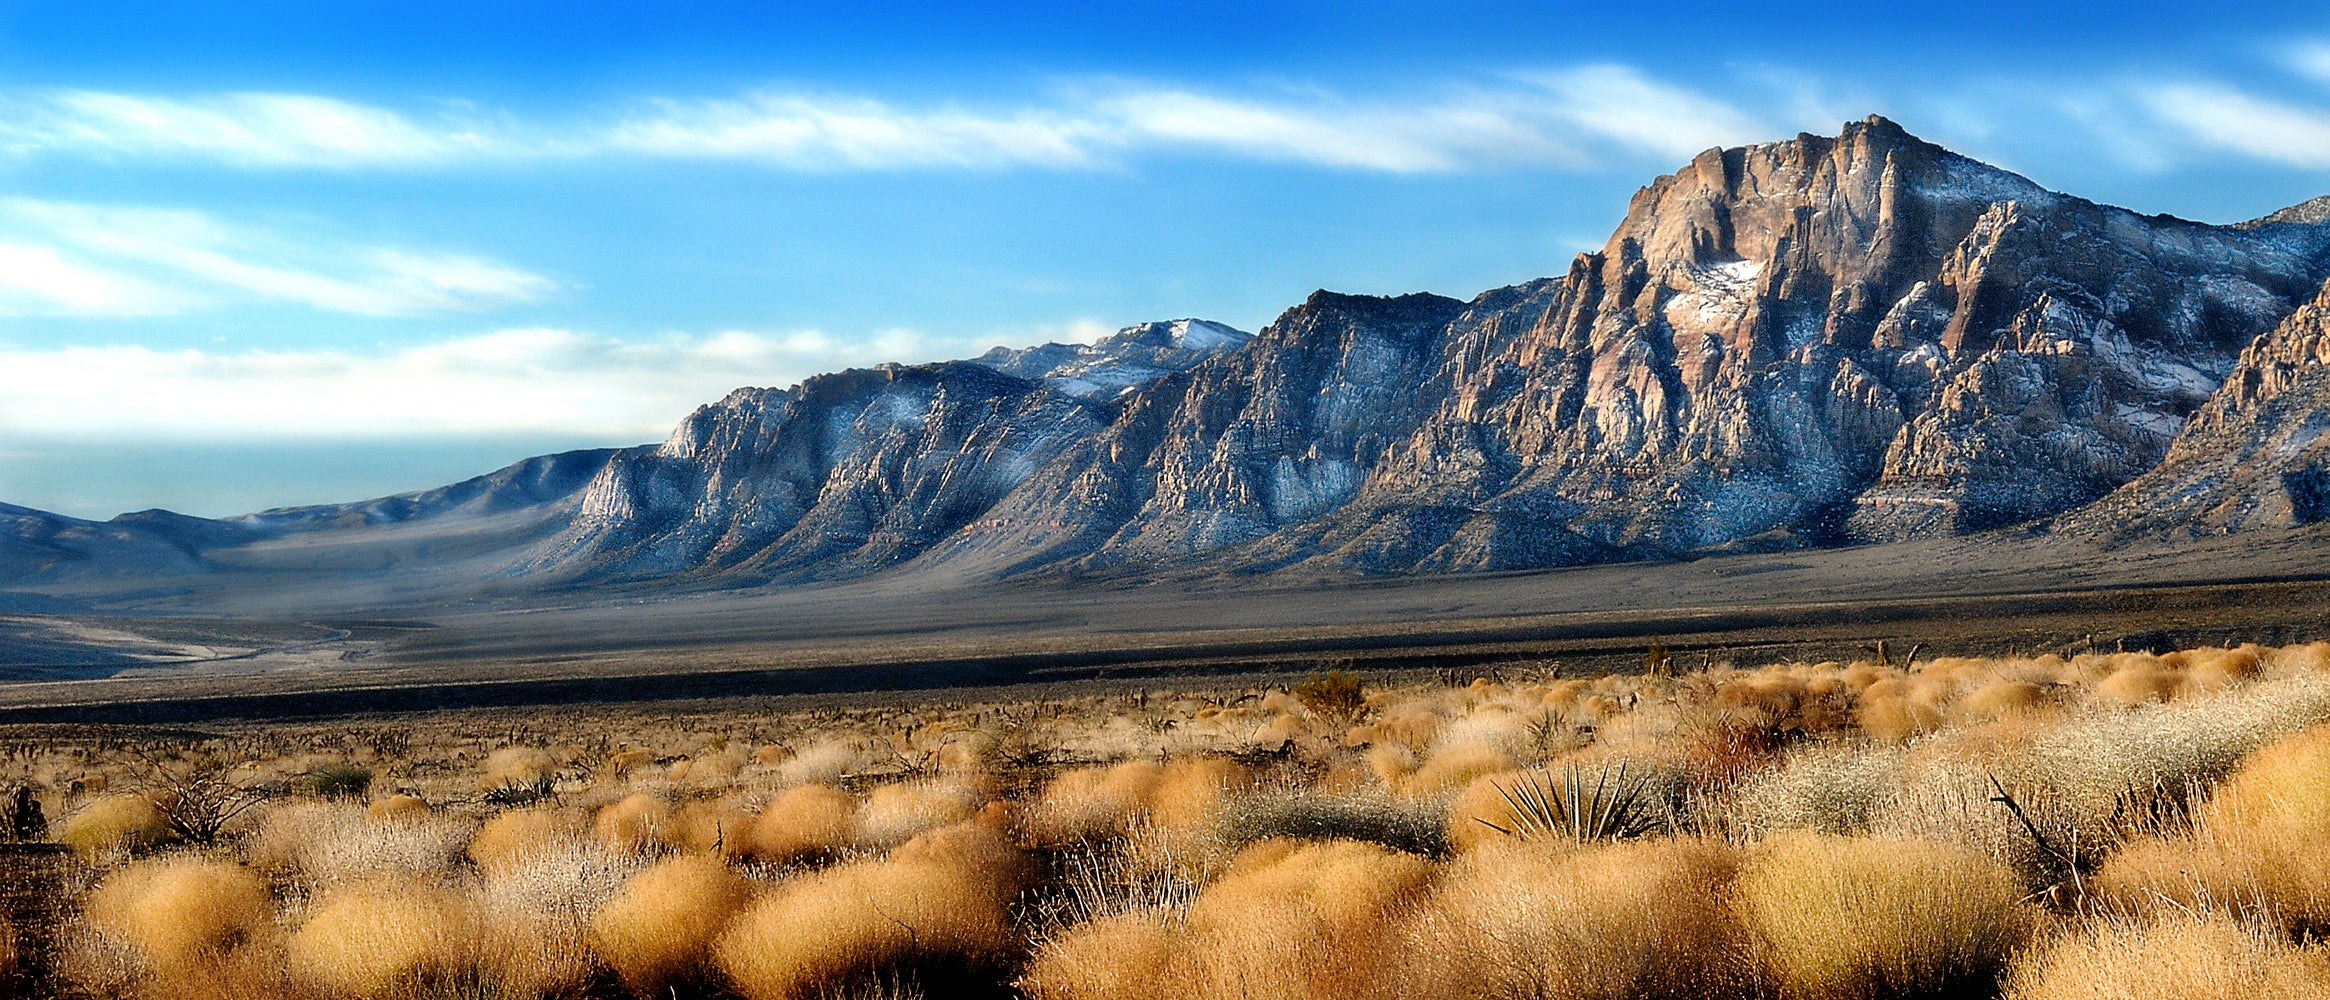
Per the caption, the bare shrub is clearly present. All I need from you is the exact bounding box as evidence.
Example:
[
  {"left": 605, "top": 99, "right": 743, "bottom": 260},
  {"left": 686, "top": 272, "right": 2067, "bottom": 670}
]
[
  {"left": 246, "top": 800, "right": 473, "bottom": 894},
  {"left": 122, "top": 740, "right": 275, "bottom": 845},
  {"left": 1734, "top": 831, "right": 2035, "bottom": 999},
  {"left": 2006, "top": 913, "right": 2330, "bottom": 1000},
  {"left": 1729, "top": 742, "right": 1904, "bottom": 836},
  {"left": 1293, "top": 669, "right": 1369, "bottom": 722},
  {"left": 714, "top": 817, "right": 1027, "bottom": 999},
  {"left": 592, "top": 853, "right": 756, "bottom": 997},
  {"left": 84, "top": 856, "right": 272, "bottom": 973}
]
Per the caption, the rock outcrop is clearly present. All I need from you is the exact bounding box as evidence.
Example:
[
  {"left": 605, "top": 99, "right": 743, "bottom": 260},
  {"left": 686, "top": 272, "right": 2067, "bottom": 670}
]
[{"left": 2062, "top": 277, "right": 2330, "bottom": 536}]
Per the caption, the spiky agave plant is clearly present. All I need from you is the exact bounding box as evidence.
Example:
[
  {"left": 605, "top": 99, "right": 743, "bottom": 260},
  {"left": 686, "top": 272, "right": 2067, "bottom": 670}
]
[{"left": 1477, "top": 763, "right": 1662, "bottom": 843}]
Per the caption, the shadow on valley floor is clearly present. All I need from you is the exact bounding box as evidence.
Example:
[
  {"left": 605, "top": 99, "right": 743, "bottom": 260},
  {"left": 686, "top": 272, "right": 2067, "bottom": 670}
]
[{"left": 7, "top": 569, "right": 2330, "bottom": 724}]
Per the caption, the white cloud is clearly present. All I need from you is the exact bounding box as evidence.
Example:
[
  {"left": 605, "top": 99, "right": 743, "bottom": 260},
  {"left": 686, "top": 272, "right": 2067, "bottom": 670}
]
[
  {"left": 2138, "top": 82, "right": 2330, "bottom": 169},
  {"left": 0, "top": 90, "right": 489, "bottom": 168},
  {"left": 0, "top": 68, "right": 1787, "bottom": 175},
  {"left": 1517, "top": 65, "right": 1772, "bottom": 160},
  {"left": 0, "top": 326, "right": 1027, "bottom": 442},
  {"left": 0, "top": 199, "right": 555, "bottom": 317},
  {"left": 2287, "top": 42, "right": 2330, "bottom": 86},
  {"left": 602, "top": 94, "right": 1101, "bottom": 169},
  {"left": 0, "top": 242, "right": 190, "bottom": 315},
  {"left": 616, "top": 76, "right": 1762, "bottom": 173}
]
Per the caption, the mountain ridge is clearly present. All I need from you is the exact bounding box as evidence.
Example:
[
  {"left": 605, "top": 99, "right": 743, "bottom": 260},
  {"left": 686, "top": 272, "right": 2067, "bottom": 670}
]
[{"left": 12, "top": 116, "right": 2330, "bottom": 605}]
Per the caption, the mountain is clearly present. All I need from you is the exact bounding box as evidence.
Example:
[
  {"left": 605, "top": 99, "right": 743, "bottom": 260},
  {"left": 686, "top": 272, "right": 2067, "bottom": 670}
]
[
  {"left": 10, "top": 116, "right": 2330, "bottom": 606},
  {"left": 936, "top": 115, "right": 2330, "bottom": 577}
]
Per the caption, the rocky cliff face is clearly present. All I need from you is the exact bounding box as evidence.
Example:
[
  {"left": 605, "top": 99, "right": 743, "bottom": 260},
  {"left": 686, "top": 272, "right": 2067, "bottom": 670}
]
[
  {"left": 529, "top": 363, "right": 1120, "bottom": 583},
  {"left": 2060, "top": 277, "right": 2330, "bottom": 536}
]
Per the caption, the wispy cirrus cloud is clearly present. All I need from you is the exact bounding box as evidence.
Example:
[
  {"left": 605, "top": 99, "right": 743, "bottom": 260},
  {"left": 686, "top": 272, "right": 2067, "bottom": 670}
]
[
  {"left": 0, "top": 67, "right": 1778, "bottom": 175},
  {"left": 2135, "top": 82, "right": 2330, "bottom": 169},
  {"left": 600, "top": 94, "right": 1103, "bottom": 169},
  {"left": 0, "top": 198, "right": 555, "bottom": 317},
  {"left": 0, "top": 324, "right": 1044, "bottom": 441},
  {"left": 0, "top": 90, "right": 495, "bottom": 168},
  {"left": 580, "top": 66, "right": 1774, "bottom": 172}
]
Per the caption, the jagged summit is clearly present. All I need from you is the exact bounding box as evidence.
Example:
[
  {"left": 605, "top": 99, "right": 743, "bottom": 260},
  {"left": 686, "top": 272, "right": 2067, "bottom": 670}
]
[{"left": 968, "top": 318, "right": 1251, "bottom": 398}]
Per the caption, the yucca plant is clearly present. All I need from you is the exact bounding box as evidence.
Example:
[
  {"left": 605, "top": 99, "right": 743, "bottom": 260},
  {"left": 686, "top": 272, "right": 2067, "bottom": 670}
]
[{"left": 1477, "top": 763, "right": 1663, "bottom": 843}]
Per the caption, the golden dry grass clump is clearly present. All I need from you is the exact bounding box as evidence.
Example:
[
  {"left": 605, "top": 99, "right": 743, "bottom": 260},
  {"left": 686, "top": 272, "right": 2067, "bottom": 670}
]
[
  {"left": 55, "top": 793, "right": 175, "bottom": 858},
  {"left": 1026, "top": 760, "right": 1164, "bottom": 844},
  {"left": 364, "top": 793, "right": 431, "bottom": 824},
  {"left": 85, "top": 856, "right": 274, "bottom": 971},
  {"left": 1734, "top": 831, "right": 2035, "bottom": 999},
  {"left": 467, "top": 806, "right": 588, "bottom": 875},
  {"left": 1024, "top": 838, "right": 1434, "bottom": 1000},
  {"left": 715, "top": 816, "right": 1028, "bottom": 999},
  {"left": 2206, "top": 721, "right": 2330, "bottom": 835},
  {"left": 2006, "top": 915, "right": 2330, "bottom": 1000},
  {"left": 595, "top": 792, "right": 678, "bottom": 855},
  {"left": 591, "top": 853, "right": 756, "bottom": 997},
  {"left": 743, "top": 782, "right": 859, "bottom": 863},
  {"left": 286, "top": 880, "right": 475, "bottom": 998},
  {"left": 1144, "top": 756, "right": 1253, "bottom": 836},
  {"left": 2093, "top": 723, "right": 2330, "bottom": 937},
  {"left": 1400, "top": 836, "right": 1743, "bottom": 1000},
  {"left": 855, "top": 778, "right": 982, "bottom": 848},
  {"left": 477, "top": 746, "right": 557, "bottom": 790},
  {"left": 672, "top": 798, "right": 754, "bottom": 856}
]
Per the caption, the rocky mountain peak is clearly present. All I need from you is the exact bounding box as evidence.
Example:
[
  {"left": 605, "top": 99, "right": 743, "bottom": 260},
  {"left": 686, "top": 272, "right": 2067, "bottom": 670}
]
[{"left": 968, "top": 318, "right": 1251, "bottom": 398}]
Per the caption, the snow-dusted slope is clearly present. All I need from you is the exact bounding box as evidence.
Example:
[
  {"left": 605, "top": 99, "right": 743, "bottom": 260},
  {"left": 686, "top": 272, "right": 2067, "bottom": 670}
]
[{"left": 967, "top": 319, "right": 1251, "bottom": 398}]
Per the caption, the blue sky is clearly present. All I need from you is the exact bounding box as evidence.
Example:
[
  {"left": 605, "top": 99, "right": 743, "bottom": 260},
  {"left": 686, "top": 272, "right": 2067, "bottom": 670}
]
[{"left": 4, "top": 1, "right": 2330, "bottom": 518}]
